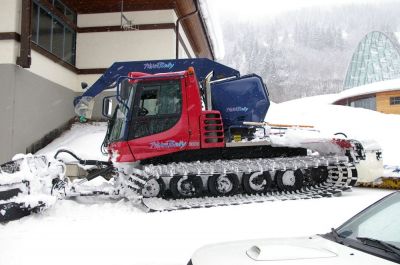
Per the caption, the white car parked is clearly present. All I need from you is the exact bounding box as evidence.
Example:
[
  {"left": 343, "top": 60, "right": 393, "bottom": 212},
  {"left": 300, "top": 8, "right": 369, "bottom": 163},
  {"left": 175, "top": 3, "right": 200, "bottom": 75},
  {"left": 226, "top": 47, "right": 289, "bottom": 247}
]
[{"left": 189, "top": 191, "right": 400, "bottom": 265}]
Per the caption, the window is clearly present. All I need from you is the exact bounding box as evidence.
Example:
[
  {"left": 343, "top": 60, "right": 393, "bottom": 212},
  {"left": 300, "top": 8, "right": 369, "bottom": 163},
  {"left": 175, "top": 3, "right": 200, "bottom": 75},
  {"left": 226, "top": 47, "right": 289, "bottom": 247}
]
[
  {"left": 138, "top": 83, "right": 182, "bottom": 116},
  {"left": 129, "top": 80, "right": 182, "bottom": 139},
  {"left": 109, "top": 81, "right": 137, "bottom": 143},
  {"left": 349, "top": 96, "right": 376, "bottom": 110},
  {"left": 390, "top": 96, "right": 400, "bottom": 105},
  {"left": 337, "top": 192, "right": 400, "bottom": 248},
  {"left": 31, "top": 0, "right": 77, "bottom": 65}
]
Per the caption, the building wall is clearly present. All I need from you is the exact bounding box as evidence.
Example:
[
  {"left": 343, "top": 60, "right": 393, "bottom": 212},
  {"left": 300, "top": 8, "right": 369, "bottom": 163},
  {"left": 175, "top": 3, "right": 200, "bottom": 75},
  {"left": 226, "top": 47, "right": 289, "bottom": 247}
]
[
  {"left": 75, "top": 9, "right": 196, "bottom": 120},
  {"left": 1, "top": 6, "right": 196, "bottom": 92},
  {"left": 76, "top": 10, "right": 195, "bottom": 86},
  {"left": 0, "top": 64, "right": 77, "bottom": 164},
  {"left": 0, "top": 1, "right": 200, "bottom": 162},
  {"left": 30, "top": 50, "right": 81, "bottom": 90},
  {"left": 0, "top": 0, "right": 20, "bottom": 33},
  {"left": 376, "top": 90, "right": 400, "bottom": 114},
  {"left": 76, "top": 30, "right": 176, "bottom": 69},
  {"left": 0, "top": 0, "right": 20, "bottom": 64}
]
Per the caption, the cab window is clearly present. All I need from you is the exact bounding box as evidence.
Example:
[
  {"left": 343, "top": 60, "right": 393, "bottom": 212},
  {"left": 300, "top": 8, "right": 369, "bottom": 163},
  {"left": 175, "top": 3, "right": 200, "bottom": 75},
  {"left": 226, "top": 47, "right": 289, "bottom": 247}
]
[{"left": 129, "top": 79, "right": 182, "bottom": 139}]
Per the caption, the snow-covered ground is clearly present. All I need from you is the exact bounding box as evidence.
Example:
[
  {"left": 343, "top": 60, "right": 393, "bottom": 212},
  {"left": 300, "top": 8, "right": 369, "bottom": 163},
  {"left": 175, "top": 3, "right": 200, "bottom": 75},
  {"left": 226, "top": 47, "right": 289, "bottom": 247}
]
[
  {"left": 0, "top": 187, "right": 392, "bottom": 265},
  {"left": 1, "top": 97, "right": 399, "bottom": 265}
]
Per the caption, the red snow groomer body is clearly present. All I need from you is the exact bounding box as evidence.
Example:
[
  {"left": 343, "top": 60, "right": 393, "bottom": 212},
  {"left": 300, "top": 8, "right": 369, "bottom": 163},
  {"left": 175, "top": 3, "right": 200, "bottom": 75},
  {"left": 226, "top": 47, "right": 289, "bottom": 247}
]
[
  {"left": 108, "top": 68, "right": 224, "bottom": 164},
  {"left": 0, "top": 59, "right": 369, "bottom": 222}
]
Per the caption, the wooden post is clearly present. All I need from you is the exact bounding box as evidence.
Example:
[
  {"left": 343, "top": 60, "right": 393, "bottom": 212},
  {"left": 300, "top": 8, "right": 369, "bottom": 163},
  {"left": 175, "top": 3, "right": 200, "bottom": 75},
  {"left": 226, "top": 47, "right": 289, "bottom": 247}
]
[{"left": 16, "top": 0, "right": 32, "bottom": 68}]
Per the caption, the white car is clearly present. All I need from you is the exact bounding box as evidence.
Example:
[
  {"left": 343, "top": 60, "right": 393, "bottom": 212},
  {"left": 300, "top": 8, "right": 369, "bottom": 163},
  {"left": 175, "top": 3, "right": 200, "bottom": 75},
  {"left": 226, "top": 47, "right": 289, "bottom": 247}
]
[{"left": 189, "top": 192, "right": 400, "bottom": 265}]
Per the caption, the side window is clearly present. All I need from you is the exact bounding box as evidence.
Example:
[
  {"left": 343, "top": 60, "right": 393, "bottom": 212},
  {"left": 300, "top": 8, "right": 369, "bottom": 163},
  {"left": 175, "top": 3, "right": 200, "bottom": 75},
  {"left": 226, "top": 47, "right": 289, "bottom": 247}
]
[
  {"left": 130, "top": 80, "right": 182, "bottom": 139},
  {"left": 138, "top": 82, "right": 182, "bottom": 116},
  {"left": 158, "top": 82, "right": 182, "bottom": 114},
  {"left": 140, "top": 86, "right": 159, "bottom": 115}
]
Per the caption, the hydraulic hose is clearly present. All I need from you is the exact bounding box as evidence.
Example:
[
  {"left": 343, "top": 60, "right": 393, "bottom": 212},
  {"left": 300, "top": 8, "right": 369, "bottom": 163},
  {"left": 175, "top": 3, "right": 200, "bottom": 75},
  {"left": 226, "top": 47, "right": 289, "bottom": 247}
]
[{"left": 54, "top": 149, "right": 111, "bottom": 167}]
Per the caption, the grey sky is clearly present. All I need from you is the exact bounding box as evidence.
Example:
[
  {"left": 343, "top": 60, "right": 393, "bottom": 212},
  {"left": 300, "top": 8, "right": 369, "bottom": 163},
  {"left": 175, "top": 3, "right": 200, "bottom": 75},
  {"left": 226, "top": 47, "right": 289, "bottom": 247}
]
[{"left": 205, "top": 0, "right": 390, "bottom": 20}]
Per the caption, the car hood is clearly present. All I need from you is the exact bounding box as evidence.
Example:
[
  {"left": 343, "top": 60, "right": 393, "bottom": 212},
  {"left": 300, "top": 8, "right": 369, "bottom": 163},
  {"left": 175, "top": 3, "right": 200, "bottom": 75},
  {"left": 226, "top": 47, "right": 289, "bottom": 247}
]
[{"left": 191, "top": 235, "right": 396, "bottom": 265}]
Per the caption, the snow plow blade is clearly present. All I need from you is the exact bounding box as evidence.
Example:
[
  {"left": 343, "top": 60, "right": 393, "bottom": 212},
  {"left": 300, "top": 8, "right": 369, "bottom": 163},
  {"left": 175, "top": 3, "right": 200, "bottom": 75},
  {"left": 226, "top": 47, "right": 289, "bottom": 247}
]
[
  {"left": 0, "top": 200, "right": 47, "bottom": 223},
  {"left": 0, "top": 156, "right": 61, "bottom": 222},
  {"left": 0, "top": 180, "right": 48, "bottom": 223}
]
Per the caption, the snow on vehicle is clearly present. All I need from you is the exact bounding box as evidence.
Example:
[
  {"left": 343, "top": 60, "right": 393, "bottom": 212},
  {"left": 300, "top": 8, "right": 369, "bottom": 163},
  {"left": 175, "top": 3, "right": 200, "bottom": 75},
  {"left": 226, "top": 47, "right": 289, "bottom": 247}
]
[
  {"left": 0, "top": 58, "right": 373, "bottom": 222},
  {"left": 188, "top": 191, "right": 400, "bottom": 265}
]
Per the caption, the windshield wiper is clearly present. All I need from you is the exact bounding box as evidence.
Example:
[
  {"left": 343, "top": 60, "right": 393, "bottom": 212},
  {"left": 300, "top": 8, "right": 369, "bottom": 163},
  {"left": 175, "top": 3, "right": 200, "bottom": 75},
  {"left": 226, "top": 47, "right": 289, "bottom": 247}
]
[
  {"left": 356, "top": 237, "right": 400, "bottom": 259},
  {"left": 330, "top": 228, "right": 344, "bottom": 244}
]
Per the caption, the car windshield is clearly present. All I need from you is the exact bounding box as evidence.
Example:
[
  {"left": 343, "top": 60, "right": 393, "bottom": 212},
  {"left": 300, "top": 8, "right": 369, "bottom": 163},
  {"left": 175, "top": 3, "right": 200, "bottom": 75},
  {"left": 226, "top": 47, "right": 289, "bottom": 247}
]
[{"left": 336, "top": 192, "right": 400, "bottom": 248}]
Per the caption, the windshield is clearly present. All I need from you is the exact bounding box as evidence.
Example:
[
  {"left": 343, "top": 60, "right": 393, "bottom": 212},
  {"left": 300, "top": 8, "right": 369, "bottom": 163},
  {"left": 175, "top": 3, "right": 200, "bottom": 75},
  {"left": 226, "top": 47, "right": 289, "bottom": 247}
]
[
  {"left": 108, "top": 79, "right": 137, "bottom": 142},
  {"left": 336, "top": 192, "right": 400, "bottom": 248},
  {"left": 324, "top": 191, "right": 400, "bottom": 264}
]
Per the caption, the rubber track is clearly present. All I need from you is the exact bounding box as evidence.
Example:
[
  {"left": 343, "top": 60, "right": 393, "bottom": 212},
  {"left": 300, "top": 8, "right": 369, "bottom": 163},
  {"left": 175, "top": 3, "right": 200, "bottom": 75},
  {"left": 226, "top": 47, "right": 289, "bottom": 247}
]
[{"left": 139, "top": 156, "right": 357, "bottom": 212}]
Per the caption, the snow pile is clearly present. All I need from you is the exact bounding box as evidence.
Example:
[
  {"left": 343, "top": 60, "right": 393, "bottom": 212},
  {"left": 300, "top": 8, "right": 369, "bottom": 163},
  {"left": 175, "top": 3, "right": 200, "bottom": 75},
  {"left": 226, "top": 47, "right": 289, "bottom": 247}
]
[
  {"left": 266, "top": 99, "right": 400, "bottom": 169},
  {"left": 36, "top": 122, "right": 108, "bottom": 162}
]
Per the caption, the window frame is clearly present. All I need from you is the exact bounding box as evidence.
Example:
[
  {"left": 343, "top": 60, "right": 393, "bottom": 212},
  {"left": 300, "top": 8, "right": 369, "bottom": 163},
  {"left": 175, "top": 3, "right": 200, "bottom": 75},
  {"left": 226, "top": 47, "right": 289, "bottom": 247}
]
[
  {"left": 32, "top": 0, "right": 77, "bottom": 66},
  {"left": 390, "top": 96, "right": 400, "bottom": 105}
]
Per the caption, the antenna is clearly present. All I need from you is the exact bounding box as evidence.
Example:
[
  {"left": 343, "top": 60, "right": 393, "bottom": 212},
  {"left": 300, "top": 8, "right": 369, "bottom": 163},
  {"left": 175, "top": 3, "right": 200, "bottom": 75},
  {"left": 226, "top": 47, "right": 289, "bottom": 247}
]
[{"left": 120, "top": 0, "right": 139, "bottom": 31}]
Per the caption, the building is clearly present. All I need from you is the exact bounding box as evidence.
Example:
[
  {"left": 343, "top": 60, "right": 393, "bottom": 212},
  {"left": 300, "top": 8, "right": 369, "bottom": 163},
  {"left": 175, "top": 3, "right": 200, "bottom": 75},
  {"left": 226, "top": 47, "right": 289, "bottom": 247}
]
[
  {"left": 333, "top": 78, "right": 400, "bottom": 114},
  {"left": 333, "top": 31, "right": 400, "bottom": 114},
  {"left": 0, "top": 0, "right": 214, "bottom": 164},
  {"left": 343, "top": 31, "right": 400, "bottom": 89}
]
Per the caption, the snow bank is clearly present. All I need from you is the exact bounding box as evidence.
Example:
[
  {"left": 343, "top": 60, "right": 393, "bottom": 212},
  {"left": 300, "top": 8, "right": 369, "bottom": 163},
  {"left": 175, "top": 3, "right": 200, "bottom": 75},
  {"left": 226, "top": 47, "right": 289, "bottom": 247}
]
[
  {"left": 36, "top": 122, "right": 108, "bottom": 162},
  {"left": 266, "top": 100, "right": 400, "bottom": 167}
]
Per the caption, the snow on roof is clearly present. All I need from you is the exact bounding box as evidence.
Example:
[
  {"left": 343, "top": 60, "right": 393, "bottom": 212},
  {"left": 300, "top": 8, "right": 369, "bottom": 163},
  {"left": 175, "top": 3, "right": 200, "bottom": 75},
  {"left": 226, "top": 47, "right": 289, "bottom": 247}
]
[
  {"left": 334, "top": 78, "right": 400, "bottom": 102},
  {"left": 278, "top": 94, "right": 339, "bottom": 106},
  {"left": 281, "top": 78, "right": 400, "bottom": 107}
]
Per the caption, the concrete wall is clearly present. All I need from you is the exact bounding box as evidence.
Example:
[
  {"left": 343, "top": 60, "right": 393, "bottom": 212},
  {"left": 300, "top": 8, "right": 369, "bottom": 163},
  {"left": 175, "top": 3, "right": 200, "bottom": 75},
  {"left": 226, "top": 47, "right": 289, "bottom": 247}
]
[{"left": 0, "top": 64, "right": 76, "bottom": 163}]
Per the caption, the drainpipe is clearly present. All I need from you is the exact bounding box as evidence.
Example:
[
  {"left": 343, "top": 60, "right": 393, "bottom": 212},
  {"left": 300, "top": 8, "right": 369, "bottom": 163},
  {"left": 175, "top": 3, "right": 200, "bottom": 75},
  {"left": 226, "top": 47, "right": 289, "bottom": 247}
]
[{"left": 175, "top": 0, "right": 198, "bottom": 59}]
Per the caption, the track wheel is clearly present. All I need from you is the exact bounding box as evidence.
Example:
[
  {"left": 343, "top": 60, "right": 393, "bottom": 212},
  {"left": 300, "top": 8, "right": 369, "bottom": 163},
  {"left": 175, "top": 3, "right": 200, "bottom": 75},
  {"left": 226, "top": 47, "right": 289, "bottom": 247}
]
[
  {"left": 242, "top": 171, "right": 272, "bottom": 194},
  {"left": 208, "top": 173, "right": 239, "bottom": 196},
  {"left": 141, "top": 178, "right": 165, "bottom": 198},
  {"left": 311, "top": 166, "right": 329, "bottom": 185},
  {"left": 170, "top": 175, "right": 203, "bottom": 198},
  {"left": 276, "top": 169, "right": 304, "bottom": 191}
]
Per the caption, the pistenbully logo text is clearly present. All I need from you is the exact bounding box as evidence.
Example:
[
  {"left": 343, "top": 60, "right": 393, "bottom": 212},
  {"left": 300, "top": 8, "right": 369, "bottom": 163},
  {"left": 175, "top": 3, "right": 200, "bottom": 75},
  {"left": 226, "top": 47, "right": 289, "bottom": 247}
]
[{"left": 144, "top": 62, "right": 175, "bottom": 70}]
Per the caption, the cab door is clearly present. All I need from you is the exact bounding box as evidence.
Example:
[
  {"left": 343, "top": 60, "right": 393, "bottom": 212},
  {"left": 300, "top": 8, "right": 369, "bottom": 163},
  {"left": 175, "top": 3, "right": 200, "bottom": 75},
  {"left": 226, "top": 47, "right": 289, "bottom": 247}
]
[{"left": 126, "top": 77, "right": 190, "bottom": 161}]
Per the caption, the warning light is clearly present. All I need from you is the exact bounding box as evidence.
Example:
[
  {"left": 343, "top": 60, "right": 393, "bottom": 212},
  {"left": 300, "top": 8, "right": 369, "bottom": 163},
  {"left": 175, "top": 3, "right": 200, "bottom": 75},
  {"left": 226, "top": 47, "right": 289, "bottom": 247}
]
[{"left": 188, "top": 67, "right": 195, "bottom": 75}]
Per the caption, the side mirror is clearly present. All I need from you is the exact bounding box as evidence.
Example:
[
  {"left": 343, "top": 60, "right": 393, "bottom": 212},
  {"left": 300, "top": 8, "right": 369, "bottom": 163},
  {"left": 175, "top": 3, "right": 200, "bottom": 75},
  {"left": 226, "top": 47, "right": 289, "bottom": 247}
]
[
  {"left": 120, "top": 79, "right": 130, "bottom": 100},
  {"left": 102, "top": 97, "right": 113, "bottom": 118},
  {"left": 81, "top": 82, "right": 88, "bottom": 90}
]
